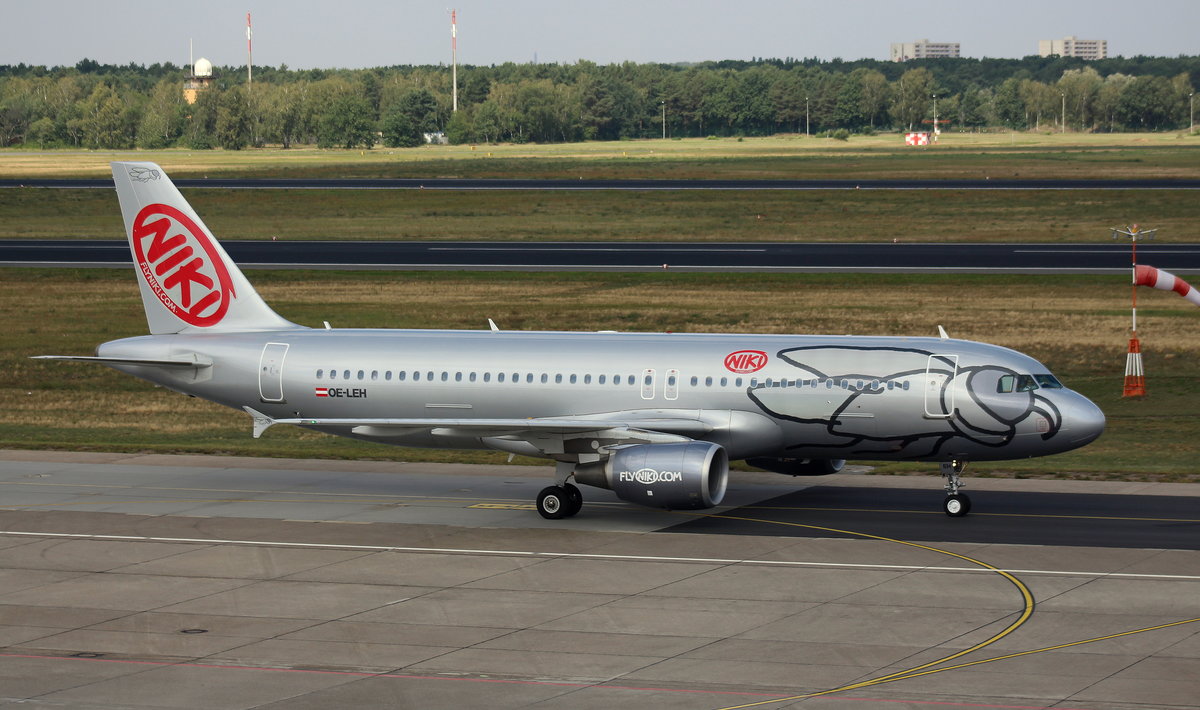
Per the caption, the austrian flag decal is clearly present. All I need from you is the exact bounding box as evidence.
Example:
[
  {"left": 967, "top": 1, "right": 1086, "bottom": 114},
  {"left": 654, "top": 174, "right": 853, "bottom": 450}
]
[
  {"left": 131, "top": 203, "right": 236, "bottom": 328},
  {"left": 724, "top": 350, "right": 768, "bottom": 373},
  {"left": 314, "top": 387, "right": 329, "bottom": 397}
]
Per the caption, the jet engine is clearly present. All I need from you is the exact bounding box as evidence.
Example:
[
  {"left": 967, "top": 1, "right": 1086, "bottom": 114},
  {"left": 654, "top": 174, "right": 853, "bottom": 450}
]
[
  {"left": 575, "top": 441, "right": 728, "bottom": 510},
  {"left": 746, "top": 457, "right": 846, "bottom": 476}
]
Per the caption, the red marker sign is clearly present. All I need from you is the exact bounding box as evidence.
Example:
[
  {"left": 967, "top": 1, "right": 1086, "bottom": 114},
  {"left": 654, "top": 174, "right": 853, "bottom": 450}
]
[
  {"left": 131, "top": 204, "right": 235, "bottom": 327},
  {"left": 724, "top": 350, "right": 768, "bottom": 373}
]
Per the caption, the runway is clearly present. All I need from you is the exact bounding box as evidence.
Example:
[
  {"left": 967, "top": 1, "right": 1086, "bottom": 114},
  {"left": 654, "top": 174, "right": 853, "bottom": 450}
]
[
  {"left": 5, "top": 177, "right": 1200, "bottom": 190},
  {"left": 0, "top": 450, "right": 1196, "bottom": 708},
  {"left": 6, "top": 239, "right": 1200, "bottom": 274}
]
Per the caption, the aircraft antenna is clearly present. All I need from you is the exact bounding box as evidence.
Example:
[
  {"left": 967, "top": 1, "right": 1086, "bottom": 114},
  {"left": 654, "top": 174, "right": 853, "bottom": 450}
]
[{"left": 1112, "top": 224, "right": 1156, "bottom": 397}]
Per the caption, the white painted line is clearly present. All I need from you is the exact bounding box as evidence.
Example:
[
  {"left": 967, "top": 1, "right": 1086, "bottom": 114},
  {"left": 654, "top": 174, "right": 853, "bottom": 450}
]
[
  {"left": 426, "top": 247, "right": 769, "bottom": 253},
  {"left": 0, "top": 530, "right": 1195, "bottom": 581}
]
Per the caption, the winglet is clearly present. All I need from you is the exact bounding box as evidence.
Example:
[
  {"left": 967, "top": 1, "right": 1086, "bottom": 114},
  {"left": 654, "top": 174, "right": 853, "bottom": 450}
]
[
  {"left": 243, "top": 407, "right": 276, "bottom": 438},
  {"left": 937, "top": 325, "right": 950, "bottom": 339},
  {"left": 488, "top": 318, "right": 500, "bottom": 332}
]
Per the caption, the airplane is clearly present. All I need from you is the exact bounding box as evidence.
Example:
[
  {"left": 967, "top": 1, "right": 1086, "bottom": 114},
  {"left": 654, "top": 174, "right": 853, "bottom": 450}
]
[{"left": 37, "top": 162, "right": 1106, "bottom": 520}]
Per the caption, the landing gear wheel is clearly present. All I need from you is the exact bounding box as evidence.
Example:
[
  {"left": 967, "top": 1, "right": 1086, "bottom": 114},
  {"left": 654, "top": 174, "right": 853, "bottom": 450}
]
[
  {"left": 562, "top": 483, "right": 583, "bottom": 518},
  {"left": 537, "top": 486, "right": 570, "bottom": 520},
  {"left": 943, "top": 493, "right": 972, "bottom": 517}
]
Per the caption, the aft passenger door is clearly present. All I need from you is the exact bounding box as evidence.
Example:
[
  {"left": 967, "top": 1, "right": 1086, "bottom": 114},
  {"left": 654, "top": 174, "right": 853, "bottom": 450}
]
[
  {"left": 258, "top": 342, "right": 289, "bottom": 403},
  {"left": 923, "top": 354, "right": 957, "bottom": 418}
]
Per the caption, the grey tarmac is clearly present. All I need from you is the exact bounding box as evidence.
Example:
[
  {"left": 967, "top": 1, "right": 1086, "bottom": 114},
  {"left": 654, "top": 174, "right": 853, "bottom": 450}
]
[{"left": 0, "top": 449, "right": 1195, "bottom": 709}]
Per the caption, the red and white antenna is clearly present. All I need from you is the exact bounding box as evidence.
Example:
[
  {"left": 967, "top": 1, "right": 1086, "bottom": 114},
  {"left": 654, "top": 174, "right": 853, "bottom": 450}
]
[
  {"left": 451, "top": 9, "right": 458, "bottom": 112},
  {"left": 246, "top": 12, "right": 253, "bottom": 89}
]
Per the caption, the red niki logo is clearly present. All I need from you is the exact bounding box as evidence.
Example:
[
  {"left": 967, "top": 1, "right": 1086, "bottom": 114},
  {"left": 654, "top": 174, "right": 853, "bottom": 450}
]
[
  {"left": 724, "top": 350, "right": 768, "bottom": 373},
  {"left": 131, "top": 204, "right": 235, "bottom": 327}
]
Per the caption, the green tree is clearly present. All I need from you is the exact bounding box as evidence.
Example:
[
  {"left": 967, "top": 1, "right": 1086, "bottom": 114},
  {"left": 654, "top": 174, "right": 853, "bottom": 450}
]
[
  {"left": 317, "top": 94, "right": 375, "bottom": 148},
  {"left": 27, "top": 116, "right": 56, "bottom": 147},
  {"left": 216, "top": 86, "right": 250, "bottom": 150},
  {"left": 381, "top": 107, "right": 421, "bottom": 147},
  {"left": 1057, "top": 67, "right": 1101, "bottom": 131},
  {"left": 80, "top": 83, "right": 130, "bottom": 148},
  {"left": 890, "top": 68, "right": 935, "bottom": 130},
  {"left": 857, "top": 69, "right": 891, "bottom": 128},
  {"left": 137, "top": 78, "right": 184, "bottom": 148}
]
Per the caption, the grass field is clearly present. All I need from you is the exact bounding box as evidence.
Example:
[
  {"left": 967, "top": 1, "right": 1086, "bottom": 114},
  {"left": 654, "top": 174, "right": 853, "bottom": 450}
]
[
  {"left": 4, "top": 269, "right": 1198, "bottom": 480},
  {"left": 4, "top": 134, "right": 1198, "bottom": 244},
  {"left": 3, "top": 185, "right": 1198, "bottom": 244},
  {"left": 3, "top": 132, "right": 1200, "bottom": 180}
]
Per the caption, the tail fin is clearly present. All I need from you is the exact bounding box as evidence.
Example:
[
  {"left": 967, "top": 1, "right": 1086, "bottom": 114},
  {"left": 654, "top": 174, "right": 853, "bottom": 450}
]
[{"left": 111, "top": 162, "right": 299, "bottom": 334}]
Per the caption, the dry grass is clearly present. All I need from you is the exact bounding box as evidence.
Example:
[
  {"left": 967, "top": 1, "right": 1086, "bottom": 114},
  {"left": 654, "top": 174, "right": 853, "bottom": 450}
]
[{"left": 3, "top": 132, "right": 1200, "bottom": 180}]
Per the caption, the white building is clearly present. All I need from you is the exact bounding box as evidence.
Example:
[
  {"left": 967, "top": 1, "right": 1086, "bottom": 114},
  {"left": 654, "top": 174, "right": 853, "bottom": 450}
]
[
  {"left": 1038, "top": 36, "right": 1107, "bottom": 60},
  {"left": 891, "top": 39, "right": 960, "bottom": 62}
]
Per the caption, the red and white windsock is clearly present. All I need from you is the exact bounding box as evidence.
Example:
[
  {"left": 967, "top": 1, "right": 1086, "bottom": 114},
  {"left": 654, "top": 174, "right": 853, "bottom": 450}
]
[{"left": 1134, "top": 265, "right": 1200, "bottom": 307}]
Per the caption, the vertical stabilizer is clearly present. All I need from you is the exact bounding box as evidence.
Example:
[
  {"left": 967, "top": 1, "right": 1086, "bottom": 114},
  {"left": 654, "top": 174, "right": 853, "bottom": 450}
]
[{"left": 111, "top": 162, "right": 300, "bottom": 334}]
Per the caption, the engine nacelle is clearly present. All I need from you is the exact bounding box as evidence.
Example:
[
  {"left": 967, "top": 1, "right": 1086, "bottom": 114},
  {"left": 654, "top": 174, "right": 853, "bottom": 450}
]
[
  {"left": 575, "top": 442, "right": 728, "bottom": 510},
  {"left": 747, "top": 457, "right": 846, "bottom": 476}
]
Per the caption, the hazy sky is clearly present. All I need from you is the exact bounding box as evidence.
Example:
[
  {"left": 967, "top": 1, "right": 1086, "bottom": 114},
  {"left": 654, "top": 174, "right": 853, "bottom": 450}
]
[{"left": 3, "top": 0, "right": 1197, "bottom": 69}]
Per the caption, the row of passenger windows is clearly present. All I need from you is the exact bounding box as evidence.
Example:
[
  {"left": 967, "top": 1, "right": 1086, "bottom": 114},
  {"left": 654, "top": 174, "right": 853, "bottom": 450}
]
[
  {"left": 318, "top": 368, "right": 643, "bottom": 385},
  {"left": 314, "top": 368, "right": 911, "bottom": 391}
]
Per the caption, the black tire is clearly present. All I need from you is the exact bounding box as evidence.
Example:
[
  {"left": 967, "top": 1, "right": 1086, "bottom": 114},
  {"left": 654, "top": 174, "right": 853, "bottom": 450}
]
[
  {"left": 562, "top": 483, "right": 583, "bottom": 518},
  {"left": 943, "top": 493, "right": 972, "bottom": 517},
  {"left": 537, "top": 486, "right": 569, "bottom": 520}
]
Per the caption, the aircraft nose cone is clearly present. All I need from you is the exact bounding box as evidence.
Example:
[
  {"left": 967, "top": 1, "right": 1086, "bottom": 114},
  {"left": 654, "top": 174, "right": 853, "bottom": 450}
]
[{"left": 1066, "top": 395, "right": 1106, "bottom": 446}]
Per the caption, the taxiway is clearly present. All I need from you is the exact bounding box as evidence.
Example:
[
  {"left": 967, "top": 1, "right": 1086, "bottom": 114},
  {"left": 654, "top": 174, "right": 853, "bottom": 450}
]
[{"left": 0, "top": 450, "right": 1196, "bottom": 709}]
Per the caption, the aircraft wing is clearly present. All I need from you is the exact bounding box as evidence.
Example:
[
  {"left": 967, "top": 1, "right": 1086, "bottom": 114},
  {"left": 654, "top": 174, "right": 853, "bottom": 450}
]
[
  {"left": 32, "top": 355, "right": 212, "bottom": 368},
  {"left": 245, "top": 407, "right": 710, "bottom": 448}
]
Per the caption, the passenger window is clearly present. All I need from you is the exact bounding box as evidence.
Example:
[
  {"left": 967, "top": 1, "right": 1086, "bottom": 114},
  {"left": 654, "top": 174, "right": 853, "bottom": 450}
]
[
  {"left": 735, "top": 378, "right": 743, "bottom": 387},
  {"left": 599, "top": 375, "right": 607, "bottom": 384},
  {"left": 555, "top": 374, "right": 563, "bottom": 384},
  {"left": 455, "top": 372, "right": 462, "bottom": 382},
  {"left": 343, "top": 370, "right": 351, "bottom": 380},
  {"left": 584, "top": 374, "right": 591, "bottom": 384},
  {"left": 398, "top": 371, "right": 407, "bottom": 381},
  {"left": 902, "top": 381, "right": 910, "bottom": 390},
  {"left": 426, "top": 371, "right": 434, "bottom": 381},
  {"left": 690, "top": 376, "right": 699, "bottom": 386},
  {"left": 469, "top": 372, "right": 477, "bottom": 382},
  {"left": 705, "top": 376, "right": 713, "bottom": 386},
  {"left": 627, "top": 375, "right": 636, "bottom": 385},
  {"left": 498, "top": 373, "right": 506, "bottom": 383},
  {"left": 483, "top": 372, "right": 491, "bottom": 382},
  {"left": 526, "top": 373, "right": 534, "bottom": 383},
  {"left": 371, "top": 370, "right": 378, "bottom": 381},
  {"left": 441, "top": 372, "right": 448, "bottom": 382},
  {"left": 570, "top": 374, "right": 577, "bottom": 384},
  {"left": 541, "top": 374, "right": 549, "bottom": 384},
  {"left": 316, "top": 369, "right": 324, "bottom": 379},
  {"left": 357, "top": 370, "right": 365, "bottom": 380},
  {"left": 720, "top": 377, "right": 727, "bottom": 387}
]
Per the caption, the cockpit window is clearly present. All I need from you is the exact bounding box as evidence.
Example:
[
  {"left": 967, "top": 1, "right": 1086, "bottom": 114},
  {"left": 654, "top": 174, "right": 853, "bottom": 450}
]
[
  {"left": 1035, "top": 374, "right": 1063, "bottom": 389},
  {"left": 997, "top": 374, "right": 1041, "bottom": 393}
]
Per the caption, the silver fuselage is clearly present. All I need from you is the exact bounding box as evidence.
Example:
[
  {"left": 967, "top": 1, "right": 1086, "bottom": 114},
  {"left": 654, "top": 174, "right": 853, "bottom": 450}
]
[{"left": 98, "top": 327, "right": 1105, "bottom": 463}]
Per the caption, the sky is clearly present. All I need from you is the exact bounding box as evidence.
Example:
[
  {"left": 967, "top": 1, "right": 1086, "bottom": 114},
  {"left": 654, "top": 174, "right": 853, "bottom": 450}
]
[{"left": 3, "top": 0, "right": 1198, "bottom": 70}]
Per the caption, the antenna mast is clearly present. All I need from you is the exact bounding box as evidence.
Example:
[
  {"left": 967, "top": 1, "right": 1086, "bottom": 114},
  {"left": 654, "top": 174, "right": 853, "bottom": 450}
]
[{"left": 246, "top": 12, "right": 253, "bottom": 90}]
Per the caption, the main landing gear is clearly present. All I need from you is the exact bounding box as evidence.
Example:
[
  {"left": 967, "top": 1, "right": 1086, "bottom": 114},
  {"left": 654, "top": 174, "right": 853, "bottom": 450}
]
[
  {"left": 940, "top": 459, "right": 971, "bottom": 517},
  {"left": 536, "top": 483, "right": 583, "bottom": 520}
]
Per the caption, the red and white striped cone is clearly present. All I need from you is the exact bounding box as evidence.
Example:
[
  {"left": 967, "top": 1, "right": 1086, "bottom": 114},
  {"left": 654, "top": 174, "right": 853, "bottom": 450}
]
[{"left": 1123, "top": 336, "right": 1145, "bottom": 398}]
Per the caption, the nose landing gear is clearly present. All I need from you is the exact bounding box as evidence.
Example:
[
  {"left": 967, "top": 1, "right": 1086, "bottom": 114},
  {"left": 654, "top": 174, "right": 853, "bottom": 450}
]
[{"left": 941, "top": 459, "right": 971, "bottom": 517}]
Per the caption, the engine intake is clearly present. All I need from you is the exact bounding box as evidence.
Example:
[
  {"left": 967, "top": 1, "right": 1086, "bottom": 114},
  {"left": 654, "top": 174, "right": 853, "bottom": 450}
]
[{"left": 575, "top": 441, "right": 728, "bottom": 510}]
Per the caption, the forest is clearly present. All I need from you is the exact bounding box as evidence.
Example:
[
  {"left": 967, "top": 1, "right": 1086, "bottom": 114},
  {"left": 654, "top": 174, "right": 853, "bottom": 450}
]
[{"left": 0, "top": 54, "right": 1196, "bottom": 150}]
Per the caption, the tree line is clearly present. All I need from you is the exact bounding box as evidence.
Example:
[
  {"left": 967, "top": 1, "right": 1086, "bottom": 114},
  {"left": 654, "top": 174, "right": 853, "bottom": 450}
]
[{"left": 1, "top": 55, "right": 1196, "bottom": 150}]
